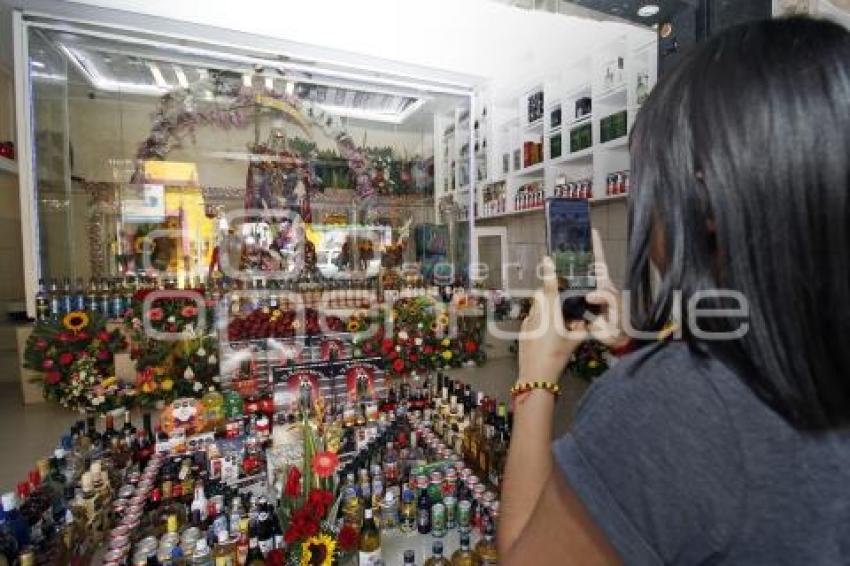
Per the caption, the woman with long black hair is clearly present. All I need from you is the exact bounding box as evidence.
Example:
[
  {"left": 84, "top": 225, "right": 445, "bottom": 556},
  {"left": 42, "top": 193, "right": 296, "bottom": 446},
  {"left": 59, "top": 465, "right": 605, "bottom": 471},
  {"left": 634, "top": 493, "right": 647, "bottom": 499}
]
[{"left": 498, "top": 17, "right": 850, "bottom": 565}]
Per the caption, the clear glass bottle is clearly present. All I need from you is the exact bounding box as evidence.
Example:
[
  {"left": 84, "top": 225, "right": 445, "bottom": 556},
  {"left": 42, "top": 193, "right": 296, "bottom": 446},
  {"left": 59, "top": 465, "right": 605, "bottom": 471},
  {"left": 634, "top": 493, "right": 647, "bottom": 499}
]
[
  {"left": 423, "top": 541, "right": 451, "bottom": 566},
  {"left": 474, "top": 523, "right": 499, "bottom": 565},
  {"left": 358, "top": 507, "right": 381, "bottom": 565},
  {"left": 451, "top": 533, "right": 482, "bottom": 566}
]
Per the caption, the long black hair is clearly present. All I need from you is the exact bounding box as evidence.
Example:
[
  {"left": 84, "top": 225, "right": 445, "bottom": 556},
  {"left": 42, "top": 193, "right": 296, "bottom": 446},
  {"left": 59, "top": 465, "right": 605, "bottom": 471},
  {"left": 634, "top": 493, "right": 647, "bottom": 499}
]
[{"left": 628, "top": 17, "right": 850, "bottom": 430}]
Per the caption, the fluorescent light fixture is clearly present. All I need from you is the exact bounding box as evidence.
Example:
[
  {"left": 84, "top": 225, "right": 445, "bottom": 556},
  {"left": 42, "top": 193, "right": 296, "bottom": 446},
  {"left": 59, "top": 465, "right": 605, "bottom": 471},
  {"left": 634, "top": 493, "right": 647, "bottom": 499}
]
[
  {"left": 309, "top": 98, "right": 426, "bottom": 125},
  {"left": 147, "top": 62, "right": 168, "bottom": 88},
  {"left": 173, "top": 64, "right": 189, "bottom": 88},
  {"left": 242, "top": 73, "right": 252, "bottom": 87},
  {"left": 58, "top": 44, "right": 169, "bottom": 96},
  {"left": 637, "top": 4, "right": 660, "bottom": 17},
  {"left": 264, "top": 76, "right": 274, "bottom": 91},
  {"left": 30, "top": 60, "right": 46, "bottom": 68}
]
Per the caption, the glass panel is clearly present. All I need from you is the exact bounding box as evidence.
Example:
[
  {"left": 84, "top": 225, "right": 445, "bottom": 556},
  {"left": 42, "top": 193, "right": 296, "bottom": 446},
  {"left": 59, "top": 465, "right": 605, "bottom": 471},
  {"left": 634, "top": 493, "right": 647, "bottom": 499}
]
[{"left": 27, "top": 24, "right": 472, "bottom": 294}]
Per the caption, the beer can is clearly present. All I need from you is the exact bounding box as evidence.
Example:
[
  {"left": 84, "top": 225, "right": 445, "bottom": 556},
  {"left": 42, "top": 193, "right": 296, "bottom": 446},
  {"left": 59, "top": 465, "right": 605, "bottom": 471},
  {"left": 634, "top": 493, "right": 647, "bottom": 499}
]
[
  {"left": 458, "top": 500, "right": 472, "bottom": 534},
  {"left": 431, "top": 503, "right": 447, "bottom": 537},
  {"left": 102, "top": 549, "right": 126, "bottom": 566},
  {"left": 444, "top": 496, "right": 458, "bottom": 529}
]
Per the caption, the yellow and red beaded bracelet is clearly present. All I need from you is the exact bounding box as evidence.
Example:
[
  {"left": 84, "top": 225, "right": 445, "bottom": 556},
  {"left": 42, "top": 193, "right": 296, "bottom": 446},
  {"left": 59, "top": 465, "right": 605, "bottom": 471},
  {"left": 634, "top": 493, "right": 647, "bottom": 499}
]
[{"left": 510, "top": 381, "right": 561, "bottom": 398}]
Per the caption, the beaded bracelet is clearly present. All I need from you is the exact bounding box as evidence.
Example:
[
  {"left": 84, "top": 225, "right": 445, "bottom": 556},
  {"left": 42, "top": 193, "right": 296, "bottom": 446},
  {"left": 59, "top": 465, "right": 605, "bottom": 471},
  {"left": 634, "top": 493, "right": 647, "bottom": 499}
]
[{"left": 510, "top": 381, "right": 561, "bottom": 398}]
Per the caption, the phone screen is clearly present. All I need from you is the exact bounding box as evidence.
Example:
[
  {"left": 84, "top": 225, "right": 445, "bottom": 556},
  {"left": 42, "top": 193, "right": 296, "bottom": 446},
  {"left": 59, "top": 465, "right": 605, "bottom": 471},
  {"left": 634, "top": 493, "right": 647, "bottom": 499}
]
[{"left": 545, "top": 198, "right": 595, "bottom": 291}]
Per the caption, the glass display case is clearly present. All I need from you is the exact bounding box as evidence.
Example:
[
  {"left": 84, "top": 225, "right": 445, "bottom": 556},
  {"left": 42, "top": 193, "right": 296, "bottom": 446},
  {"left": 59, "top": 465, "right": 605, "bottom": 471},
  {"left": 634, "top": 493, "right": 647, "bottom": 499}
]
[{"left": 18, "top": 16, "right": 476, "bottom": 315}]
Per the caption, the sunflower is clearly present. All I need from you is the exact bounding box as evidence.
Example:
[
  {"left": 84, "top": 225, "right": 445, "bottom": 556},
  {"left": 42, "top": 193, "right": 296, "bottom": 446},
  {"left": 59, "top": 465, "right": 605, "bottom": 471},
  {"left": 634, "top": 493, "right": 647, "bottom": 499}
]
[
  {"left": 437, "top": 313, "right": 450, "bottom": 326},
  {"left": 134, "top": 236, "right": 152, "bottom": 254},
  {"left": 347, "top": 320, "right": 361, "bottom": 332},
  {"left": 62, "top": 311, "right": 90, "bottom": 333},
  {"left": 300, "top": 533, "right": 336, "bottom": 566}
]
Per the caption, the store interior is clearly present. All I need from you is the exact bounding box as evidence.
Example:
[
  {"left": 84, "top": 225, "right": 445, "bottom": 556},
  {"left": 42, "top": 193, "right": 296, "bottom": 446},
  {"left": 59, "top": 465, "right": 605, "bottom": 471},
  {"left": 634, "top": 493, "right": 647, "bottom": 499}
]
[{"left": 0, "top": 0, "right": 847, "bottom": 564}]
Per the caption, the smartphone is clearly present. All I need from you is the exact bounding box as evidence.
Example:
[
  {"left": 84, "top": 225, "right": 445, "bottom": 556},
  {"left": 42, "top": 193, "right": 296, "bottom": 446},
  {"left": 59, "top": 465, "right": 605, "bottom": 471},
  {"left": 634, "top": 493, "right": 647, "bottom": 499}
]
[{"left": 544, "top": 197, "right": 599, "bottom": 319}]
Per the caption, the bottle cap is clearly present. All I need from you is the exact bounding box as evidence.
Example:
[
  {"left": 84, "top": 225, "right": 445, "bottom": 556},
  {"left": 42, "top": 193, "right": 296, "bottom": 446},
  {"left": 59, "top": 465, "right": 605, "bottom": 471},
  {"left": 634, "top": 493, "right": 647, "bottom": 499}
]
[
  {"left": 364, "top": 508, "right": 373, "bottom": 519},
  {"left": 403, "top": 550, "right": 415, "bottom": 563},
  {"left": 432, "top": 541, "right": 443, "bottom": 555},
  {"left": 217, "top": 529, "right": 229, "bottom": 544}
]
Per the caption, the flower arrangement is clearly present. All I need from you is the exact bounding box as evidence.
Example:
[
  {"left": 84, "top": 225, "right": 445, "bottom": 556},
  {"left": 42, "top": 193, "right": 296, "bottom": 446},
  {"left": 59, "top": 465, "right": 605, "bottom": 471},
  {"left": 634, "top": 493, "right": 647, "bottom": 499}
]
[
  {"left": 23, "top": 310, "right": 127, "bottom": 411},
  {"left": 123, "top": 290, "right": 219, "bottom": 406},
  {"left": 227, "top": 307, "right": 345, "bottom": 342},
  {"left": 352, "top": 297, "right": 486, "bottom": 380},
  {"left": 568, "top": 340, "right": 610, "bottom": 382},
  {"left": 62, "top": 356, "right": 135, "bottom": 414}
]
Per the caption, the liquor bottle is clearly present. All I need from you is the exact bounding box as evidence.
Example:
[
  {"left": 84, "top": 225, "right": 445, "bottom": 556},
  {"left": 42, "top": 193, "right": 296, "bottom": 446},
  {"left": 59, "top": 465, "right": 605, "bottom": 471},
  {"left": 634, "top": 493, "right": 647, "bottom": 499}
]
[
  {"left": 49, "top": 279, "right": 61, "bottom": 319},
  {"left": 213, "top": 529, "right": 237, "bottom": 566},
  {"left": 1, "top": 494, "right": 29, "bottom": 549},
  {"left": 423, "top": 541, "right": 451, "bottom": 566},
  {"left": 358, "top": 507, "right": 381, "bottom": 565},
  {"left": 0, "top": 504, "right": 19, "bottom": 566},
  {"left": 203, "top": 387, "right": 225, "bottom": 431},
  {"left": 61, "top": 278, "right": 73, "bottom": 315},
  {"left": 255, "top": 503, "right": 274, "bottom": 556},
  {"left": 192, "top": 538, "right": 214, "bottom": 566},
  {"left": 399, "top": 487, "right": 416, "bottom": 533},
  {"left": 474, "top": 522, "right": 499, "bottom": 564},
  {"left": 99, "top": 279, "right": 111, "bottom": 318},
  {"left": 86, "top": 278, "right": 99, "bottom": 314},
  {"left": 452, "top": 533, "right": 482, "bottom": 566},
  {"left": 245, "top": 536, "right": 266, "bottom": 565},
  {"left": 35, "top": 279, "right": 49, "bottom": 322},
  {"left": 73, "top": 278, "right": 86, "bottom": 312},
  {"left": 416, "top": 480, "right": 431, "bottom": 534},
  {"left": 110, "top": 279, "right": 124, "bottom": 320},
  {"left": 191, "top": 483, "right": 209, "bottom": 526}
]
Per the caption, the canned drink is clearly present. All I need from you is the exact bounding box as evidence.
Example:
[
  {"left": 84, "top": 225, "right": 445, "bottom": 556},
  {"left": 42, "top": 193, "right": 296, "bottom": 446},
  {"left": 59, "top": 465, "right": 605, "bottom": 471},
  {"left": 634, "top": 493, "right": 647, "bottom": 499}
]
[
  {"left": 138, "top": 535, "right": 158, "bottom": 555},
  {"left": 444, "top": 496, "right": 458, "bottom": 529},
  {"left": 458, "top": 500, "right": 472, "bottom": 534},
  {"left": 431, "top": 503, "right": 447, "bottom": 537},
  {"left": 109, "top": 534, "right": 130, "bottom": 551},
  {"left": 118, "top": 485, "right": 135, "bottom": 499}
]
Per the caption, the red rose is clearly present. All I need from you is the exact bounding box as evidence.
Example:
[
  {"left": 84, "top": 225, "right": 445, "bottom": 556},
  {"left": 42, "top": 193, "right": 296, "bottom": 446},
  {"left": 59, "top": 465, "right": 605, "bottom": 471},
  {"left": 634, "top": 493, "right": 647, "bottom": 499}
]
[
  {"left": 57, "top": 332, "right": 71, "bottom": 343},
  {"left": 76, "top": 331, "right": 89, "bottom": 342},
  {"left": 45, "top": 371, "right": 61, "bottom": 385},
  {"left": 392, "top": 358, "right": 405, "bottom": 373},
  {"left": 97, "top": 330, "right": 110, "bottom": 342},
  {"left": 181, "top": 305, "right": 198, "bottom": 318},
  {"left": 380, "top": 338, "right": 395, "bottom": 354},
  {"left": 59, "top": 352, "right": 74, "bottom": 366},
  {"left": 284, "top": 466, "right": 301, "bottom": 498},
  {"left": 409, "top": 354, "right": 419, "bottom": 363},
  {"left": 97, "top": 349, "right": 110, "bottom": 361},
  {"left": 464, "top": 340, "right": 478, "bottom": 354},
  {"left": 337, "top": 524, "right": 358, "bottom": 551},
  {"left": 34, "top": 339, "right": 47, "bottom": 350},
  {"left": 41, "top": 359, "right": 54, "bottom": 370},
  {"left": 148, "top": 307, "right": 164, "bottom": 321},
  {"left": 423, "top": 344, "right": 434, "bottom": 355}
]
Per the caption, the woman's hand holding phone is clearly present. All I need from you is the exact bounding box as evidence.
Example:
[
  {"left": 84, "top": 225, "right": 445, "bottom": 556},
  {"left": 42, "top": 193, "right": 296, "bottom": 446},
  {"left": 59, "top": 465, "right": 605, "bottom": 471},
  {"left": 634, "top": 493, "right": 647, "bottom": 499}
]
[
  {"left": 586, "top": 230, "right": 631, "bottom": 350},
  {"left": 518, "top": 257, "right": 587, "bottom": 386}
]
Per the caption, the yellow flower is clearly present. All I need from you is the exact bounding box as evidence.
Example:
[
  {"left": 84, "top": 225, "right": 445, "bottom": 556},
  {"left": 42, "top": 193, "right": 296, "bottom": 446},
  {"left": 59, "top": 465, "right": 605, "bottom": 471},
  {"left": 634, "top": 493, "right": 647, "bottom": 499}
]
[
  {"left": 161, "top": 378, "right": 174, "bottom": 392},
  {"left": 141, "top": 381, "right": 157, "bottom": 394},
  {"left": 62, "top": 311, "right": 90, "bottom": 333},
  {"left": 347, "top": 320, "right": 361, "bottom": 332},
  {"left": 441, "top": 350, "right": 453, "bottom": 361},
  {"left": 300, "top": 534, "right": 336, "bottom": 566},
  {"left": 134, "top": 236, "right": 152, "bottom": 254},
  {"left": 101, "top": 376, "right": 117, "bottom": 388},
  {"left": 588, "top": 360, "right": 599, "bottom": 369},
  {"left": 437, "top": 313, "right": 450, "bottom": 326},
  {"left": 441, "top": 338, "right": 451, "bottom": 347}
]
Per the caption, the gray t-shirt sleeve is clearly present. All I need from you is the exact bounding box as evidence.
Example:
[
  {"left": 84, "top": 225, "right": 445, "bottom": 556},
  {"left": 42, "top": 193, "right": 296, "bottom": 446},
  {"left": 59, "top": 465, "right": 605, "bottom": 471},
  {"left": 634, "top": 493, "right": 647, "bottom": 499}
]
[{"left": 552, "top": 345, "right": 746, "bottom": 565}]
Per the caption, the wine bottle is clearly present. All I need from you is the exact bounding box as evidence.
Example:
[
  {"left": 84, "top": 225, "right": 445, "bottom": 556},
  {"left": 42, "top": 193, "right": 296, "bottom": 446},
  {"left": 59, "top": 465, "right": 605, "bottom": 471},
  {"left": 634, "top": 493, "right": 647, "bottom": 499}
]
[{"left": 358, "top": 507, "right": 381, "bottom": 565}]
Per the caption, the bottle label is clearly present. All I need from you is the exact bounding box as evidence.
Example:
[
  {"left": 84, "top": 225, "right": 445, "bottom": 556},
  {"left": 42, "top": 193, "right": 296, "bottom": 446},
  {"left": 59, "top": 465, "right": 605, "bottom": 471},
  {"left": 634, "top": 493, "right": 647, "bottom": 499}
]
[
  {"left": 215, "top": 557, "right": 235, "bottom": 566},
  {"left": 258, "top": 537, "right": 274, "bottom": 555},
  {"left": 358, "top": 549, "right": 382, "bottom": 565}
]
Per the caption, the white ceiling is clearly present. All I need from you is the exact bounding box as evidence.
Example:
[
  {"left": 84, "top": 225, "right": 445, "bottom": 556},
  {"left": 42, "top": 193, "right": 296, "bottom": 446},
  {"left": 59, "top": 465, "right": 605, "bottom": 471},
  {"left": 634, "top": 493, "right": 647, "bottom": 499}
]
[{"left": 0, "top": 0, "right": 646, "bottom": 93}]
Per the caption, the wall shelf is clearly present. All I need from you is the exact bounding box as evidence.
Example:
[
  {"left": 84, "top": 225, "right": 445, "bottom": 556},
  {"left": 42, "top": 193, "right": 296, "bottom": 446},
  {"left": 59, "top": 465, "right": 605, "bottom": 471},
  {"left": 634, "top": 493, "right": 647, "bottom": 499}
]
[
  {"left": 477, "top": 206, "right": 544, "bottom": 221},
  {"left": 597, "top": 136, "right": 629, "bottom": 151},
  {"left": 0, "top": 156, "right": 18, "bottom": 176},
  {"left": 512, "top": 162, "right": 545, "bottom": 177},
  {"left": 549, "top": 147, "right": 593, "bottom": 166},
  {"left": 595, "top": 83, "right": 627, "bottom": 106},
  {"left": 590, "top": 193, "right": 628, "bottom": 205}
]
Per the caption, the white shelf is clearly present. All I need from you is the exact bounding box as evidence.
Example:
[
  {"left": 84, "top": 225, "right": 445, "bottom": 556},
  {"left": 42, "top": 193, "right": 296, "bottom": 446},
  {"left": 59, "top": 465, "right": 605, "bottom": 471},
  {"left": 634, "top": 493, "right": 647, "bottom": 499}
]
[
  {"left": 595, "top": 83, "right": 627, "bottom": 106},
  {"left": 511, "top": 162, "right": 545, "bottom": 177},
  {"left": 598, "top": 136, "right": 629, "bottom": 151},
  {"left": 567, "top": 114, "right": 592, "bottom": 127},
  {"left": 524, "top": 119, "right": 544, "bottom": 132},
  {"left": 549, "top": 148, "right": 593, "bottom": 165},
  {"left": 477, "top": 205, "right": 544, "bottom": 221},
  {"left": 0, "top": 157, "right": 18, "bottom": 176},
  {"left": 590, "top": 192, "right": 628, "bottom": 205}
]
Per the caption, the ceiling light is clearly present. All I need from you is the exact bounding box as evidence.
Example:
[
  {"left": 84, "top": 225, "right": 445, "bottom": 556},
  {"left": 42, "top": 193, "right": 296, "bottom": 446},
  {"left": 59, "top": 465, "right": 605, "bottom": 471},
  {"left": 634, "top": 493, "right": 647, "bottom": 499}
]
[
  {"left": 637, "top": 4, "right": 660, "bottom": 17},
  {"left": 30, "top": 60, "right": 45, "bottom": 69}
]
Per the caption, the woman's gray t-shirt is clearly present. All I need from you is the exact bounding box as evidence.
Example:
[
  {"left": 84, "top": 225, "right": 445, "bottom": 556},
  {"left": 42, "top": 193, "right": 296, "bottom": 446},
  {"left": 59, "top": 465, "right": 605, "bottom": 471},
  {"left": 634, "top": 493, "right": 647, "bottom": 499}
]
[{"left": 552, "top": 342, "right": 850, "bottom": 565}]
